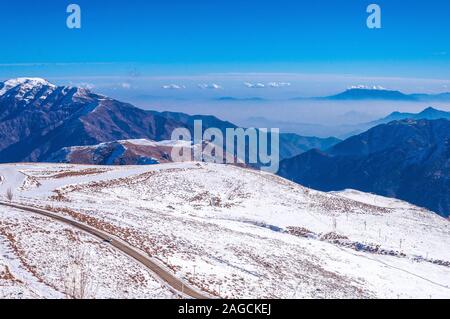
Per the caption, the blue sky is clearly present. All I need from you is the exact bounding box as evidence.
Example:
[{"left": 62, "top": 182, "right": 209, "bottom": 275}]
[
  {"left": 1, "top": 1, "right": 449, "bottom": 68},
  {"left": 0, "top": 0, "right": 450, "bottom": 99}
]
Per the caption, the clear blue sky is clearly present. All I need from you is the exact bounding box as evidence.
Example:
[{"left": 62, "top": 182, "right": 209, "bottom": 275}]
[{"left": 0, "top": 1, "right": 449, "bottom": 69}]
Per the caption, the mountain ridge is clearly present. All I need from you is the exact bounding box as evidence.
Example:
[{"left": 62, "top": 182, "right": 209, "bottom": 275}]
[
  {"left": 369, "top": 107, "right": 450, "bottom": 126},
  {"left": 318, "top": 88, "right": 450, "bottom": 101},
  {"left": 279, "top": 118, "right": 450, "bottom": 217}
]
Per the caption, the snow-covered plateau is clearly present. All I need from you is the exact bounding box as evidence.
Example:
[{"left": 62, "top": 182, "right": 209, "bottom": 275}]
[{"left": 0, "top": 162, "right": 449, "bottom": 299}]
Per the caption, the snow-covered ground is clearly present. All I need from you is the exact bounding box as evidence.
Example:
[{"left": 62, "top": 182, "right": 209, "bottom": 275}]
[
  {"left": 1, "top": 162, "right": 449, "bottom": 299},
  {"left": 0, "top": 205, "right": 176, "bottom": 299}
]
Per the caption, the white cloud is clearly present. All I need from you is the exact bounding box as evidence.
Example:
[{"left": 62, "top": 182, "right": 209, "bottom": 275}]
[
  {"left": 198, "top": 83, "right": 222, "bottom": 90},
  {"left": 268, "top": 82, "right": 291, "bottom": 88},
  {"left": 162, "top": 84, "right": 186, "bottom": 90},
  {"left": 75, "top": 82, "right": 95, "bottom": 90},
  {"left": 348, "top": 84, "right": 387, "bottom": 90},
  {"left": 121, "top": 82, "right": 132, "bottom": 89},
  {"left": 244, "top": 82, "right": 266, "bottom": 88},
  {"left": 244, "top": 82, "right": 291, "bottom": 89}
]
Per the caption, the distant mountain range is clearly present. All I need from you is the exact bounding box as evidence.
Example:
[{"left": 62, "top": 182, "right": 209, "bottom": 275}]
[
  {"left": 341, "top": 107, "right": 450, "bottom": 138},
  {"left": 0, "top": 78, "right": 336, "bottom": 164},
  {"left": 320, "top": 88, "right": 450, "bottom": 101},
  {"left": 242, "top": 107, "right": 450, "bottom": 139},
  {"left": 210, "top": 88, "right": 450, "bottom": 104},
  {"left": 279, "top": 119, "right": 450, "bottom": 217},
  {"left": 369, "top": 107, "right": 450, "bottom": 125}
]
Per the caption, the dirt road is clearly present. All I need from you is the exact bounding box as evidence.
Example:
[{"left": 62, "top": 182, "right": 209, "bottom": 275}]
[{"left": 0, "top": 201, "right": 209, "bottom": 299}]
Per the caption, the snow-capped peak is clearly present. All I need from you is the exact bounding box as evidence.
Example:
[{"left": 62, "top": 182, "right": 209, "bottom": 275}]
[
  {"left": 0, "top": 77, "right": 56, "bottom": 96},
  {"left": 0, "top": 77, "right": 58, "bottom": 99},
  {"left": 6, "top": 77, "right": 52, "bottom": 85}
]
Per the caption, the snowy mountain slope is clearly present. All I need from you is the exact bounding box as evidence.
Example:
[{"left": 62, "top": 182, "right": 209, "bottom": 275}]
[
  {"left": 46, "top": 139, "right": 183, "bottom": 165},
  {"left": 45, "top": 139, "right": 239, "bottom": 166},
  {"left": 0, "top": 205, "right": 176, "bottom": 299},
  {"left": 1, "top": 163, "right": 449, "bottom": 299}
]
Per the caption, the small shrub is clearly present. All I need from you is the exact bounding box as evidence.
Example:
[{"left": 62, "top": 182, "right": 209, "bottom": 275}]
[{"left": 6, "top": 188, "right": 13, "bottom": 202}]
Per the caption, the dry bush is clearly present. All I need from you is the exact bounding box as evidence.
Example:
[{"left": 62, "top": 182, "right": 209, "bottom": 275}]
[
  {"left": 62, "top": 250, "right": 96, "bottom": 299},
  {"left": 6, "top": 188, "right": 13, "bottom": 202}
]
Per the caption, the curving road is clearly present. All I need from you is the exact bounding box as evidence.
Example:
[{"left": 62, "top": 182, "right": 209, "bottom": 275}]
[{"left": 0, "top": 201, "right": 209, "bottom": 299}]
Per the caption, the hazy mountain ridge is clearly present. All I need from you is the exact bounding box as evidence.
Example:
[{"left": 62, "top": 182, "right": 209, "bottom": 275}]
[
  {"left": 321, "top": 88, "right": 450, "bottom": 101},
  {"left": 369, "top": 107, "right": 450, "bottom": 126},
  {"left": 279, "top": 119, "right": 450, "bottom": 217}
]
